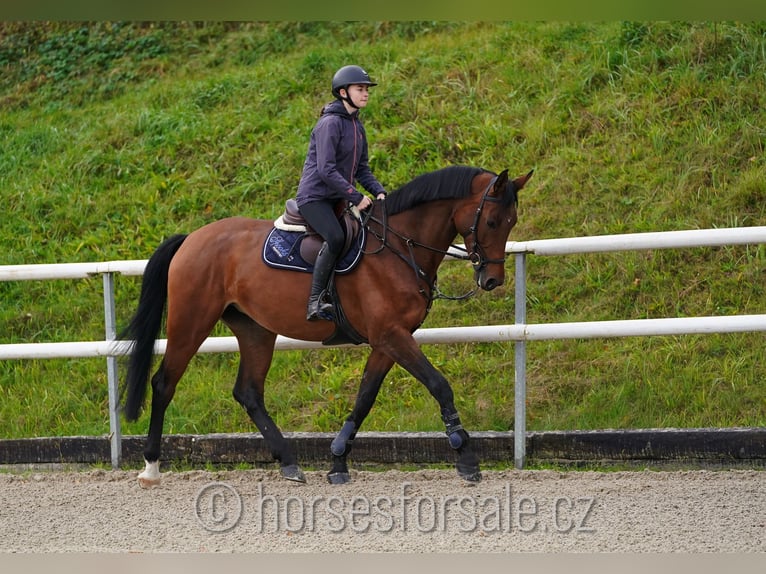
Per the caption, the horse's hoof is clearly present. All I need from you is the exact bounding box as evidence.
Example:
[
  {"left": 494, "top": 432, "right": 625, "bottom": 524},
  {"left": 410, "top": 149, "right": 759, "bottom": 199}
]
[
  {"left": 138, "top": 460, "right": 161, "bottom": 489},
  {"left": 138, "top": 476, "right": 161, "bottom": 489},
  {"left": 281, "top": 464, "right": 306, "bottom": 483},
  {"left": 327, "top": 472, "right": 351, "bottom": 485},
  {"left": 457, "top": 468, "right": 482, "bottom": 483}
]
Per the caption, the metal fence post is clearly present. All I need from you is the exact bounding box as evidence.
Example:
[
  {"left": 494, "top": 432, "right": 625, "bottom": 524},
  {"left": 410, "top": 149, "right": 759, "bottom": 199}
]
[
  {"left": 102, "top": 272, "right": 122, "bottom": 468},
  {"left": 514, "top": 252, "right": 527, "bottom": 469}
]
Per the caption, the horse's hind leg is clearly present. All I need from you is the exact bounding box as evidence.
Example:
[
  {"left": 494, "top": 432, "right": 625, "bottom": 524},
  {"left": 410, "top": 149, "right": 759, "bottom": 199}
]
[
  {"left": 138, "top": 308, "right": 221, "bottom": 488},
  {"left": 224, "top": 307, "right": 305, "bottom": 483},
  {"left": 327, "top": 348, "right": 394, "bottom": 484},
  {"left": 137, "top": 343, "right": 200, "bottom": 488}
]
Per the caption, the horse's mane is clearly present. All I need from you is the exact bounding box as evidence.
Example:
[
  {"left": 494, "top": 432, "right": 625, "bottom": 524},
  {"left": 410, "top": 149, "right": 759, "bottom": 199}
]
[{"left": 384, "top": 166, "right": 486, "bottom": 216}]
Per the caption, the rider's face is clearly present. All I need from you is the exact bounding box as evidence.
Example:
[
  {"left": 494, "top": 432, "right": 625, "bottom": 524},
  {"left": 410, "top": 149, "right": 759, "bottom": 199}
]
[{"left": 342, "top": 84, "right": 370, "bottom": 108}]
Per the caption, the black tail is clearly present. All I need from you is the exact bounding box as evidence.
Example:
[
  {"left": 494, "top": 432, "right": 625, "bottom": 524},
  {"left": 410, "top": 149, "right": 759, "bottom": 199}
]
[{"left": 120, "top": 234, "right": 187, "bottom": 421}]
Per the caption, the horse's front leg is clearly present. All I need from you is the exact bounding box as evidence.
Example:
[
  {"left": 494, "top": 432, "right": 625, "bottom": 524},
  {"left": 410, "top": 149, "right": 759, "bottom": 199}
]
[
  {"left": 327, "top": 348, "right": 394, "bottom": 484},
  {"left": 377, "top": 329, "right": 482, "bottom": 483}
]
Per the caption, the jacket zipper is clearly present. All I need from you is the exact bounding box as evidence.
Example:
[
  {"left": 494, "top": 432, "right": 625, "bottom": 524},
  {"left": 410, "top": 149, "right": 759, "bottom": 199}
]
[{"left": 350, "top": 116, "right": 358, "bottom": 185}]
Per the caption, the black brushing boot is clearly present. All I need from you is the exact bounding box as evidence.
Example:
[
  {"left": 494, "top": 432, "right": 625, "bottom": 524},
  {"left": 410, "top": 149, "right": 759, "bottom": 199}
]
[{"left": 306, "top": 241, "right": 337, "bottom": 321}]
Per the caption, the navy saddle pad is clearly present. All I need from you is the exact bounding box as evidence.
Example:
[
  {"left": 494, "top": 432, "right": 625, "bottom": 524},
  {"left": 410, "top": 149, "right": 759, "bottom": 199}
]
[{"left": 262, "top": 227, "right": 365, "bottom": 274}]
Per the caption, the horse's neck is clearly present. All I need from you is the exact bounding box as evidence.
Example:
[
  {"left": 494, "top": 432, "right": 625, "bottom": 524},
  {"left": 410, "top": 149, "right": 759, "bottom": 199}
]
[{"left": 386, "top": 204, "right": 458, "bottom": 266}]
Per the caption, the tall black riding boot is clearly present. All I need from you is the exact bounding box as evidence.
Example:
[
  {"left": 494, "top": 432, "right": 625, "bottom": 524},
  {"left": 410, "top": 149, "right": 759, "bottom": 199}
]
[{"left": 306, "top": 242, "right": 337, "bottom": 321}]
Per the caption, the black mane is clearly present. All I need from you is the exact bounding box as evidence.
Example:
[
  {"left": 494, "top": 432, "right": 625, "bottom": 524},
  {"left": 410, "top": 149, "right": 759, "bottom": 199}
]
[{"left": 384, "top": 166, "right": 486, "bottom": 216}]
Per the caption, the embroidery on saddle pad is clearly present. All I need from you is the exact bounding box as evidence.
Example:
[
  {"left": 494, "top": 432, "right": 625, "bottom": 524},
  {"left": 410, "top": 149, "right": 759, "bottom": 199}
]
[{"left": 262, "top": 226, "right": 365, "bottom": 274}]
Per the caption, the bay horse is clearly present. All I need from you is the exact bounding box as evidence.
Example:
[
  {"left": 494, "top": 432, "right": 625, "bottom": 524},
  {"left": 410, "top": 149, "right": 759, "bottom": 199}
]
[{"left": 120, "top": 165, "right": 532, "bottom": 487}]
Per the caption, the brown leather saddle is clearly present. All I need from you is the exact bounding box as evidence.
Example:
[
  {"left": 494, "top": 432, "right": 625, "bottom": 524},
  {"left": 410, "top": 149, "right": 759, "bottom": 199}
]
[{"left": 278, "top": 199, "right": 361, "bottom": 264}]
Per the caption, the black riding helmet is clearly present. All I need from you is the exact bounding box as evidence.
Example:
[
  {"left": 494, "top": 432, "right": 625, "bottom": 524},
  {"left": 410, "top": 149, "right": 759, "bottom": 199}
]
[{"left": 331, "top": 65, "right": 377, "bottom": 108}]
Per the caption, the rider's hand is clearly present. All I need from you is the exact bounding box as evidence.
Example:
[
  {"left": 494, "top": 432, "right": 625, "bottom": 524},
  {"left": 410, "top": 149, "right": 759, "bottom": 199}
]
[{"left": 358, "top": 196, "right": 373, "bottom": 211}]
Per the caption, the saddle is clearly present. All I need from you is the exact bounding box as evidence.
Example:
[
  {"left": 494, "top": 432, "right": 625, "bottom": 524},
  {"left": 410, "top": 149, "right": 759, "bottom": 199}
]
[{"left": 274, "top": 198, "right": 361, "bottom": 265}]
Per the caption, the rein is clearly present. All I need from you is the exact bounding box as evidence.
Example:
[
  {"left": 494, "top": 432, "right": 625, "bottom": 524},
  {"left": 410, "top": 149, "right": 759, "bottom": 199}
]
[
  {"left": 359, "top": 175, "right": 504, "bottom": 302},
  {"left": 361, "top": 206, "right": 441, "bottom": 300}
]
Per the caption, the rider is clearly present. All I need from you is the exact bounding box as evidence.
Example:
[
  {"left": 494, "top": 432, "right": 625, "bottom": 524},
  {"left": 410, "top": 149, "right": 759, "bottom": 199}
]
[{"left": 296, "top": 65, "right": 387, "bottom": 321}]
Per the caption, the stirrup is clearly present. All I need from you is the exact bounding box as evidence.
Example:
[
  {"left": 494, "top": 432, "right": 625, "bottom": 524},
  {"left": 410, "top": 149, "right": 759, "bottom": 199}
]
[{"left": 307, "top": 298, "right": 334, "bottom": 321}]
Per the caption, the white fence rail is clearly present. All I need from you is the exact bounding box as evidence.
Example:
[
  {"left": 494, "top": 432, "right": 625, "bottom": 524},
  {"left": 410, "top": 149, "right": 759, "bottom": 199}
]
[{"left": 2, "top": 226, "right": 766, "bottom": 470}]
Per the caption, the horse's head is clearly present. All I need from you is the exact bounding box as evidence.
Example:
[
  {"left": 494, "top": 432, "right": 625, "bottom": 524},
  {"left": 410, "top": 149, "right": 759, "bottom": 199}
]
[{"left": 456, "top": 168, "right": 533, "bottom": 291}]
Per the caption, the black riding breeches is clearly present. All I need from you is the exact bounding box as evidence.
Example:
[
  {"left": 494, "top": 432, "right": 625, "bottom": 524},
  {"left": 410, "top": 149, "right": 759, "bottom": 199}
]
[{"left": 298, "top": 200, "right": 345, "bottom": 256}]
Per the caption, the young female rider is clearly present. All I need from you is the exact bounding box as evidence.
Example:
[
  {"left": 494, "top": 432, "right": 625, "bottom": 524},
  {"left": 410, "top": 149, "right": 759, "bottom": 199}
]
[{"left": 296, "top": 65, "right": 387, "bottom": 321}]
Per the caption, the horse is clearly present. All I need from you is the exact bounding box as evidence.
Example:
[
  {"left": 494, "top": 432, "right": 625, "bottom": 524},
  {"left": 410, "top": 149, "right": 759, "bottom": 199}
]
[{"left": 119, "top": 165, "right": 533, "bottom": 487}]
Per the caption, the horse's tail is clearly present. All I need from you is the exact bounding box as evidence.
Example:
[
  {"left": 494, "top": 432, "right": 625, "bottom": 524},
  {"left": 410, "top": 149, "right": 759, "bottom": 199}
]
[{"left": 120, "top": 234, "right": 188, "bottom": 421}]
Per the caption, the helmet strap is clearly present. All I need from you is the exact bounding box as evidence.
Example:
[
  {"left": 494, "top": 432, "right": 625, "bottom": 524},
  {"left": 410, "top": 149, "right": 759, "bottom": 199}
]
[{"left": 339, "top": 87, "right": 360, "bottom": 110}]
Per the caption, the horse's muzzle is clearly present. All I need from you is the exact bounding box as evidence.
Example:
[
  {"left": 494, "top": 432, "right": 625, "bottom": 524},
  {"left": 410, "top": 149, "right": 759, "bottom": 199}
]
[{"left": 476, "top": 268, "right": 504, "bottom": 291}]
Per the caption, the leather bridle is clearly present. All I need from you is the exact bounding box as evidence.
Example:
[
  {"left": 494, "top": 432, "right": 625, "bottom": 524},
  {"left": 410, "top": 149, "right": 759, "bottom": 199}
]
[
  {"left": 360, "top": 173, "right": 514, "bottom": 301},
  {"left": 463, "top": 174, "right": 509, "bottom": 272}
]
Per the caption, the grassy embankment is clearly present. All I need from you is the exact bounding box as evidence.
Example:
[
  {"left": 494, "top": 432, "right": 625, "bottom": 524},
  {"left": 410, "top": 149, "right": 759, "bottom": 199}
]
[{"left": 1, "top": 21, "right": 764, "bottom": 442}]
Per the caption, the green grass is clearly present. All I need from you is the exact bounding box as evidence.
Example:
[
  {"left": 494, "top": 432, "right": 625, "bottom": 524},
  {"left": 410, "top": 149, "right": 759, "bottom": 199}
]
[{"left": 1, "top": 21, "right": 765, "bottom": 442}]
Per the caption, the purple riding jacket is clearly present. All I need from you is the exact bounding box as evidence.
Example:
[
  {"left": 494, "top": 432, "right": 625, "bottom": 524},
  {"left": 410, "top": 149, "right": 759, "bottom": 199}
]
[{"left": 296, "top": 99, "right": 386, "bottom": 208}]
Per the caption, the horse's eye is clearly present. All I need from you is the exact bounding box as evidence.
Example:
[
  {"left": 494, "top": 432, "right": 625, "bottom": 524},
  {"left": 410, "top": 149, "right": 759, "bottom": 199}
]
[{"left": 486, "top": 218, "right": 498, "bottom": 230}]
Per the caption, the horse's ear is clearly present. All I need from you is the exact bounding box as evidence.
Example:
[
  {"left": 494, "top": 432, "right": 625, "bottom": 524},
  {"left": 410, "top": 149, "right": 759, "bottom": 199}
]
[
  {"left": 513, "top": 169, "right": 534, "bottom": 191},
  {"left": 491, "top": 169, "right": 510, "bottom": 196}
]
